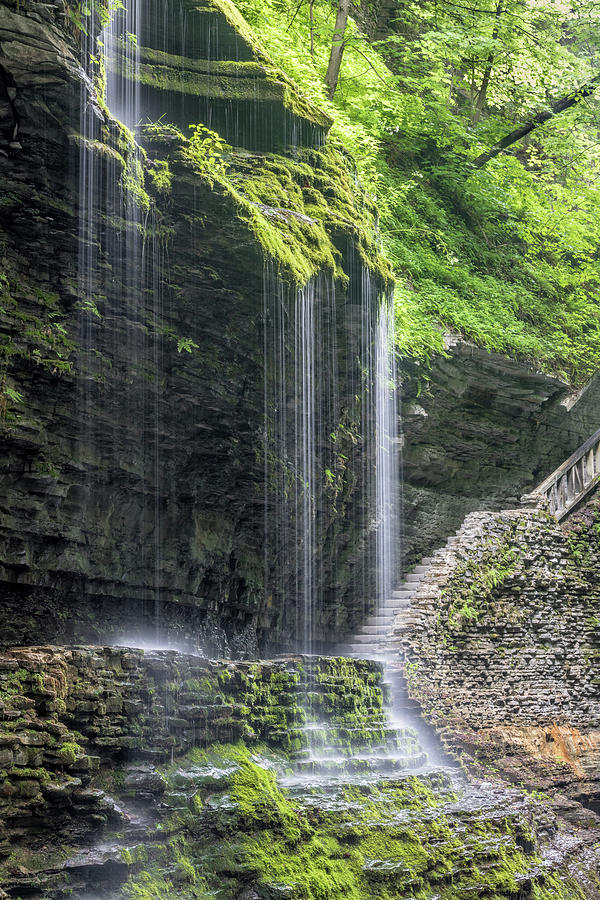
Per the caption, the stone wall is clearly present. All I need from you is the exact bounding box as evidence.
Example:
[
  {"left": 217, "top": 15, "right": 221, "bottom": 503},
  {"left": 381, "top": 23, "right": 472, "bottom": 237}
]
[{"left": 397, "top": 497, "right": 600, "bottom": 816}]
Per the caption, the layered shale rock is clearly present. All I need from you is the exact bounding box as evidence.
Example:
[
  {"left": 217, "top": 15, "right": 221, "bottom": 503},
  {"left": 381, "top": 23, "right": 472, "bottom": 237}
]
[
  {"left": 0, "top": 0, "right": 388, "bottom": 653},
  {"left": 0, "top": 646, "right": 597, "bottom": 899},
  {"left": 401, "top": 341, "right": 600, "bottom": 567}
]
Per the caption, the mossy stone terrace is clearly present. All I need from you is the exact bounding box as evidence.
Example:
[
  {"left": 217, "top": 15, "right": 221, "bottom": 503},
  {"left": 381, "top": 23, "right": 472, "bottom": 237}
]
[{"left": 0, "top": 647, "right": 591, "bottom": 899}]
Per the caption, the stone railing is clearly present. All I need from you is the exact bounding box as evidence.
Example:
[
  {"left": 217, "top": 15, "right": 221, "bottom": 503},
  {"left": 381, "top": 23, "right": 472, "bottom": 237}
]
[{"left": 523, "top": 427, "right": 600, "bottom": 520}]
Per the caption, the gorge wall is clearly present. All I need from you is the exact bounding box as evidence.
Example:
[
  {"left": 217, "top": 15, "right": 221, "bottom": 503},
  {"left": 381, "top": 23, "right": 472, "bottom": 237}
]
[
  {"left": 0, "top": 0, "right": 393, "bottom": 655},
  {"left": 401, "top": 342, "right": 600, "bottom": 568},
  {"left": 1, "top": 0, "right": 599, "bottom": 656}
]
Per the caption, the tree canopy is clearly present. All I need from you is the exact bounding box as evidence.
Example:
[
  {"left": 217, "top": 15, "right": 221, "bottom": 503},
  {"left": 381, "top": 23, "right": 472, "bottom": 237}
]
[{"left": 237, "top": 0, "right": 600, "bottom": 383}]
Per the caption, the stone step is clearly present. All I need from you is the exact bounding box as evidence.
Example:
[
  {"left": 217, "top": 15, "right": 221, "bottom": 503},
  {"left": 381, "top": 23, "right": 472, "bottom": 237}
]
[
  {"left": 391, "top": 589, "right": 415, "bottom": 599},
  {"left": 292, "top": 751, "right": 428, "bottom": 777},
  {"left": 358, "top": 625, "right": 391, "bottom": 636},
  {"left": 363, "top": 615, "right": 394, "bottom": 627},
  {"left": 351, "top": 633, "right": 387, "bottom": 644},
  {"left": 411, "top": 565, "right": 430, "bottom": 574},
  {"left": 404, "top": 573, "right": 424, "bottom": 583}
]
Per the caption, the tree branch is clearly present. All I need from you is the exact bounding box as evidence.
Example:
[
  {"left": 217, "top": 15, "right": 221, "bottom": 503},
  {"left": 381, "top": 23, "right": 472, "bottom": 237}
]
[{"left": 470, "top": 72, "right": 600, "bottom": 169}]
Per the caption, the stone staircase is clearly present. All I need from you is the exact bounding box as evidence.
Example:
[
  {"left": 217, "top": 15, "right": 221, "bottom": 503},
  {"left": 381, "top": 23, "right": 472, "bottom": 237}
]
[
  {"left": 337, "top": 522, "right": 473, "bottom": 660},
  {"left": 340, "top": 557, "right": 434, "bottom": 659},
  {"left": 341, "top": 422, "right": 600, "bottom": 662}
]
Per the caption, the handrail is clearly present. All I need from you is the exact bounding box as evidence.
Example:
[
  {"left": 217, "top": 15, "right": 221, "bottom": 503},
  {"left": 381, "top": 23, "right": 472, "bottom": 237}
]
[{"left": 523, "top": 427, "right": 600, "bottom": 520}]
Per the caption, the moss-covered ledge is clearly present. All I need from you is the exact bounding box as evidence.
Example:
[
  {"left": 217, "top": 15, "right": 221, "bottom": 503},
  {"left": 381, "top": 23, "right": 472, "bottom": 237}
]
[
  {"left": 0, "top": 645, "right": 597, "bottom": 900},
  {"left": 0, "top": 647, "right": 388, "bottom": 855},
  {"left": 141, "top": 123, "right": 391, "bottom": 287}
]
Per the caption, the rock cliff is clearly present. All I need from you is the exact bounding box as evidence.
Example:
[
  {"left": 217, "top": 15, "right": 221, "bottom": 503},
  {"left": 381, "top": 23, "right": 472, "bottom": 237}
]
[{"left": 0, "top": 0, "right": 389, "bottom": 654}]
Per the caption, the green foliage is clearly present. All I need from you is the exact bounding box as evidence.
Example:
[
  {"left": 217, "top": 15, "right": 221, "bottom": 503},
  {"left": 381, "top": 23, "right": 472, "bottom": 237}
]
[
  {"left": 147, "top": 740, "right": 583, "bottom": 900},
  {"left": 176, "top": 338, "right": 200, "bottom": 354},
  {"left": 0, "top": 267, "right": 75, "bottom": 422},
  {"left": 0, "top": 380, "right": 23, "bottom": 420},
  {"left": 443, "top": 525, "right": 524, "bottom": 627},
  {"left": 66, "top": 0, "right": 125, "bottom": 33},
  {"left": 75, "top": 298, "right": 102, "bottom": 318},
  {"left": 233, "top": 0, "right": 600, "bottom": 382},
  {"left": 184, "top": 125, "right": 229, "bottom": 185}
]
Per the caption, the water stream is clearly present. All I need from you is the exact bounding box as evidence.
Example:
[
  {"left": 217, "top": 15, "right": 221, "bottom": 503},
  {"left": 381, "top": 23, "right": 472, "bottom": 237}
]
[
  {"left": 79, "top": 0, "right": 166, "bottom": 641},
  {"left": 375, "top": 291, "right": 400, "bottom": 618}
]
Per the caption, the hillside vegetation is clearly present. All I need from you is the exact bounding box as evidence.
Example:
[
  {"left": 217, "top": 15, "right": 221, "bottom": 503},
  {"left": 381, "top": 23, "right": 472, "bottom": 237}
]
[{"left": 234, "top": 0, "right": 600, "bottom": 383}]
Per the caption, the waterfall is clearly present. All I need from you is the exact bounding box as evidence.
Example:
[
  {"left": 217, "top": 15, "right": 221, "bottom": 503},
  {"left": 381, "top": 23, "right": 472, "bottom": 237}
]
[
  {"left": 295, "top": 281, "right": 317, "bottom": 653},
  {"left": 263, "top": 268, "right": 337, "bottom": 654},
  {"left": 263, "top": 263, "right": 397, "bottom": 653},
  {"left": 375, "top": 293, "right": 400, "bottom": 614},
  {"left": 103, "top": 0, "right": 142, "bottom": 132},
  {"left": 78, "top": 0, "right": 166, "bottom": 643},
  {"left": 77, "top": 1, "right": 398, "bottom": 654}
]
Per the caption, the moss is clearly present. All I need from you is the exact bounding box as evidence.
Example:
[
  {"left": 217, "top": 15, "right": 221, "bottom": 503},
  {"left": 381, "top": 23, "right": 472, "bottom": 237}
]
[
  {"left": 58, "top": 741, "right": 84, "bottom": 767},
  {"left": 148, "top": 159, "right": 173, "bottom": 193},
  {"left": 127, "top": 61, "right": 286, "bottom": 103},
  {"left": 7, "top": 766, "right": 51, "bottom": 783},
  {"left": 189, "top": 791, "right": 204, "bottom": 814},
  {"left": 442, "top": 520, "right": 526, "bottom": 628},
  {"left": 565, "top": 496, "right": 600, "bottom": 574},
  {"left": 244, "top": 833, "right": 360, "bottom": 899},
  {"left": 116, "top": 126, "right": 151, "bottom": 212},
  {"left": 226, "top": 144, "right": 391, "bottom": 285},
  {"left": 230, "top": 756, "right": 302, "bottom": 840},
  {"left": 532, "top": 873, "right": 589, "bottom": 899},
  {"left": 121, "top": 867, "right": 210, "bottom": 899},
  {"left": 0, "top": 269, "right": 76, "bottom": 420},
  {"left": 0, "top": 667, "right": 29, "bottom": 700},
  {"left": 0, "top": 844, "right": 75, "bottom": 883},
  {"left": 139, "top": 45, "right": 266, "bottom": 77},
  {"left": 190, "top": 0, "right": 331, "bottom": 128},
  {"left": 144, "top": 114, "right": 388, "bottom": 285}
]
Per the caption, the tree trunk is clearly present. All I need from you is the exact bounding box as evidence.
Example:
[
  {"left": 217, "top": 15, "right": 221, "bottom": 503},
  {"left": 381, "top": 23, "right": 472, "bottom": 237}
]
[
  {"left": 325, "top": 0, "right": 351, "bottom": 99},
  {"left": 470, "top": 72, "right": 600, "bottom": 169},
  {"left": 472, "top": 0, "right": 503, "bottom": 125}
]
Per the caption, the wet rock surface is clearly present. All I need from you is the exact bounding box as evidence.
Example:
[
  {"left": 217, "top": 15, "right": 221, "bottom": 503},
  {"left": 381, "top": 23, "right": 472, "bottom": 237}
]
[
  {"left": 0, "top": 0, "right": 384, "bottom": 652},
  {"left": 401, "top": 342, "right": 600, "bottom": 568},
  {"left": 0, "top": 647, "right": 388, "bottom": 854},
  {"left": 0, "top": 646, "right": 597, "bottom": 899}
]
